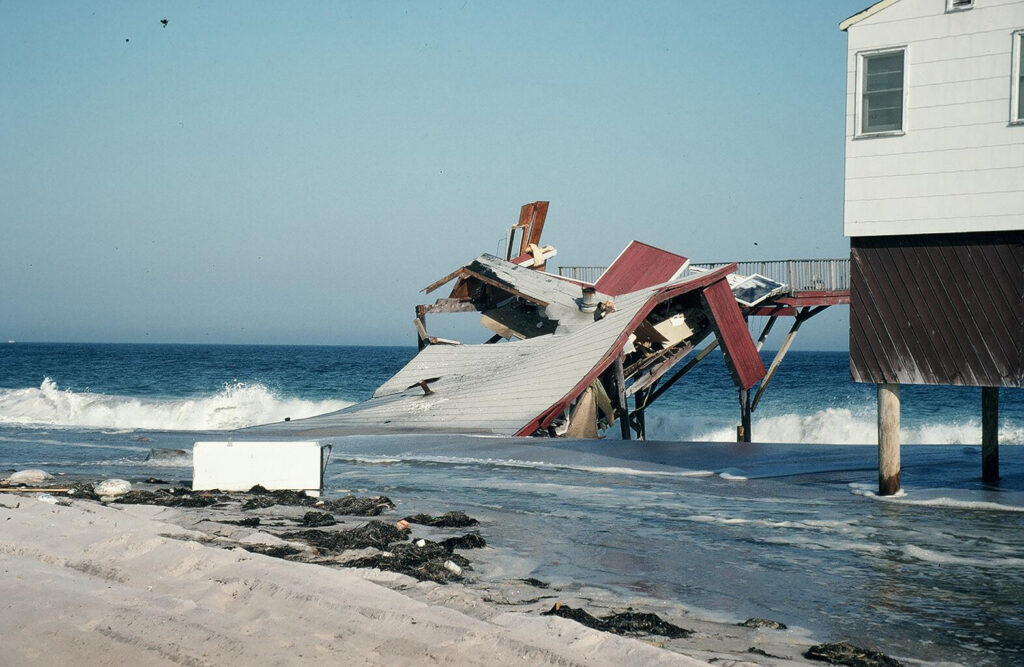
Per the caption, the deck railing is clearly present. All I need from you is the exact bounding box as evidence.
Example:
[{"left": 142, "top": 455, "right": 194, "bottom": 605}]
[
  {"left": 556, "top": 266, "right": 607, "bottom": 284},
  {"left": 557, "top": 258, "right": 850, "bottom": 292}
]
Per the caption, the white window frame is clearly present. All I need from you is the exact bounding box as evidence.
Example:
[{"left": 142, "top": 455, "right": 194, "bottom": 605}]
[
  {"left": 855, "top": 46, "right": 907, "bottom": 138},
  {"left": 946, "top": 0, "right": 973, "bottom": 13},
  {"left": 1012, "top": 30, "right": 1024, "bottom": 125}
]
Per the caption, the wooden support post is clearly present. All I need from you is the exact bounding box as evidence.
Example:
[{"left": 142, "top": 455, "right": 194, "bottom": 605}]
[
  {"left": 877, "top": 383, "right": 901, "bottom": 496},
  {"left": 738, "top": 388, "right": 751, "bottom": 443},
  {"left": 982, "top": 387, "right": 999, "bottom": 483},
  {"left": 634, "top": 389, "right": 647, "bottom": 440},
  {"left": 754, "top": 315, "right": 778, "bottom": 352},
  {"left": 646, "top": 339, "right": 719, "bottom": 405},
  {"left": 614, "top": 356, "right": 630, "bottom": 441},
  {"left": 751, "top": 306, "right": 828, "bottom": 412}
]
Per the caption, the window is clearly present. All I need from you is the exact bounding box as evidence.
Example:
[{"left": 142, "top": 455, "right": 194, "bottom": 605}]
[
  {"left": 859, "top": 49, "right": 906, "bottom": 135},
  {"left": 947, "top": 0, "right": 973, "bottom": 11},
  {"left": 1014, "top": 31, "right": 1024, "bottom": 124}
]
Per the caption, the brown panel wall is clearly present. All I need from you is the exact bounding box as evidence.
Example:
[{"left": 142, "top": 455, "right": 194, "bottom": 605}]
[{"left": 850, "top": 231, "right": 1023, "bottom": 388}]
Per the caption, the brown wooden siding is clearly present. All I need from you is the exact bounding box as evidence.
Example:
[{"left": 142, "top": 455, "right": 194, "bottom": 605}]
[{"left": 850, "top": 231, "right": 1023, "bottom": 388}]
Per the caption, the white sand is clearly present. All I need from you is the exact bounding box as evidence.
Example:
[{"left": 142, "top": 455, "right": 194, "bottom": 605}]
[{"left": 0, "top": 497, "right": 720, "bottom": 666}]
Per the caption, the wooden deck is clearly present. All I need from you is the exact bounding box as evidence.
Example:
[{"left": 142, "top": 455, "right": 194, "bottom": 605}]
[{"left": 559, "top": 258, "right": 851, "bottom": 313}]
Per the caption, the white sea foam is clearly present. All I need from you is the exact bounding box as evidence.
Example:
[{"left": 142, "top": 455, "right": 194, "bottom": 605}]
[
  {"left": 646, "top": 407, "right": 1024, "bottom": 445},
  {"left": 849, "top": 483, "right": 1024, "bottom": 513},
  {"left": 902, "top": 545, "right": 1024, "bottom": 568},
  {"left": 0, "top": 378, "right": 352, "bottom": 431}
]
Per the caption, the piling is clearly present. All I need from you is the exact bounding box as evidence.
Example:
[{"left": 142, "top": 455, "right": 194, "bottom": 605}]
[
  {"left": 877, "top": 383, "right": 900, "bottom": 496},
  {"left": 982, "top": 387, "right": 999, "bottom": 482},
  {"left": 614, "top": 357, "right": 630, "bottom": 440},
  {"left": 738, "top": 388, "right": 751, "bottom": 443}
]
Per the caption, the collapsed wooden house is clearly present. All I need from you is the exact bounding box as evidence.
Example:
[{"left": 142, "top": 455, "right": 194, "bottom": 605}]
[{"left": 251, "top": 202, "right": 848, "bottom": 440}]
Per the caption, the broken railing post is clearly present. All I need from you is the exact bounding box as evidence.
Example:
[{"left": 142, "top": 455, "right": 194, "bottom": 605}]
[
  {"left": 982, "top": 387, "right": 999, "bottom": 483},
  {"left": 877, "top": 383, "right": 901, "bottom": 496},
  {"left": 414, "top": 306, "right": 429, "bottom": 351},
  {"left": 614, "top": 356, "right": 630, "bottom": 440}
]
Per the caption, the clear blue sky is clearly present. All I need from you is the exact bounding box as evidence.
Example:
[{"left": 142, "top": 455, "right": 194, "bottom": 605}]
[{"left": 0, "top": 1, "right": 867, "bottom": 348}]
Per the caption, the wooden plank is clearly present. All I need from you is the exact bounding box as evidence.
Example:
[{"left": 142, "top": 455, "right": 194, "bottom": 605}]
[
  {"left": 420, "top": 298, "right": 479, "bottom": 314},
  {"left": 774, "top": 291, "right": 850, "bottom": 306},
  {"left": 526, "top": 201, "right": 549, "bottom": 249},
  {"left": 422, "top": 268, "right": 467, "bottom": 295},
  {"left": 700, "top": 280, "right": 766, "bottom": 390}
]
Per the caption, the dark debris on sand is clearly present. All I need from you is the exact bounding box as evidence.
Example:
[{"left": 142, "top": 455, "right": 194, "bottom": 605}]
[
  {"left": 520, "top": 577, "right": 549, "bottom": 589},
  {"left": 221, "top": 517, "right": 261, "bottom": 527},
  {"left": 238, "top": 544, "right": 304, "bottom": 559},
  {"left": 300, "top": 510, "right": 337, "bottom": 527},
  {"left": 542, "top": 603, "right": 692, "bottom": 639},
  {"left": 403, "top": 511, "right": 478, "bottom": 527},
  {"left": 241, "top": 486, "right": 394, "bottom": 515},
  {"left": 281, "top": 520, "right": 408, "bottom": 553},
  {"left": 342, "top": 541, "right": 471, "bottom": 583},
  {"left": 439, "top": 532, "right": 486, "bottom": 551},
  {"left": 115, "top": 488, "right": 230, "bottom": 508},
  {"left": 740, "top": 617, "right": 787, "bottom": 630},
  {"left": 320, "top": 495, "right": 394, "bottom": 516},
  {"left": 804, "top": 641, "right": 904, "bottom": 667}
]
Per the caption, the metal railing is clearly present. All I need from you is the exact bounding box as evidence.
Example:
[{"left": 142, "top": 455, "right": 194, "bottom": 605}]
[
  {"left": 555, "top": 266, "right": 606, "bottom": 284},
  {"left": 558, "top": 258, "right": 850, "bottom": 292}
]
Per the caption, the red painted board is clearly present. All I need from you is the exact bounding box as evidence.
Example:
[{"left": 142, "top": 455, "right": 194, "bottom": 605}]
[
  {"left": 701, "top": 280, "right": 766, "bottom": 390},
  {"left": 594, "top": 241, "right": 689, "bottom": 296}
]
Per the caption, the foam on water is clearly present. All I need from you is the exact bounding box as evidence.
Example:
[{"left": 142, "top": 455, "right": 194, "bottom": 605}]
[
  {"left": 850, "top": 483, "right": 1024, "bottom": 513},
  {"left": 646, "top": 406, "right": 1024, "bottom": 445},
  {"left": 0, "top": 378, "right": 352, "bottom": 431},
  {"left": 901, "top": 545, "right": 1024, "bottom": 568}
]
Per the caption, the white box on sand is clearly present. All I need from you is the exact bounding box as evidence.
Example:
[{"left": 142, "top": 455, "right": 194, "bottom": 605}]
[{"left": 192, "top": 441, "right": 331, "bottom": 496}]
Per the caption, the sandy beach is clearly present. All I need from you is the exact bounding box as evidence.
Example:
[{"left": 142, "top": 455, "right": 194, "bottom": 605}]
[{"left": 0, "top": 487, "right": 828, "bottom": 667}]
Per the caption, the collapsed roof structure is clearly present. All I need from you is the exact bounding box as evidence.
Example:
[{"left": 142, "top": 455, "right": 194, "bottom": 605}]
[{"left": 251, "top": 202, "right": 846, "bottom": 440}]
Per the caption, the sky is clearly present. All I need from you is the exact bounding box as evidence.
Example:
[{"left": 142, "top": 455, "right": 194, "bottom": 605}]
[{"left": 0, "top": 1, "right": 869, "bottom": 349}]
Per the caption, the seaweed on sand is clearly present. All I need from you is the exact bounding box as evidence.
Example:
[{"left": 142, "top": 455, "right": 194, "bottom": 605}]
[
  {"left": 238, "top": 544, "right": 304, "bottom": 559},
  {"left": 280, "top": 520, "right": 408, "bottom": 553},
  {"left": 542, "top": 604, "right": 692, "bottom": 639},
  {"left": 341, "top": 540, "right": 471, "bottom": 583},
  {"left": 299, "top": 511, "right": 336, "bottom": 527},
  {"left": 319, "top": 495, "right": 394, "bottom": 516},
  {"left": 241, "top": 486, "right": 394, "bottom": 516},
  {"left": 803, "top": 641, "right": 903, "bottom": 667},
  {"left": 115, "top": 488, "right": 229, "bottom": 508},
  {"left": 403, "top": 511, "right": 478, "bottom": 527},
  {"left": 439, "top": 532, "right": 486, "bottom": 551}
]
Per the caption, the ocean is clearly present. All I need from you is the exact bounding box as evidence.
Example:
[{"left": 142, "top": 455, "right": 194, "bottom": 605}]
[{"left": 1, "top": 343, "right": 1022, "bottom": 665}]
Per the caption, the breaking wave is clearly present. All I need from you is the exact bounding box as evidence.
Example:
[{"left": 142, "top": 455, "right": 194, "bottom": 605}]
[
  {"left": 645, "top": 407, "right": 1024, "bottom": 445},
  {"left": 0, "top": 378, "right": 352, "bottom": 431}
]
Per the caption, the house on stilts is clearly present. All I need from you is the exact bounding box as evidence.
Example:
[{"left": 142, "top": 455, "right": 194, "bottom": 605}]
[{"left": 840, "top": 0, "right": 1024, "bottom": 494}]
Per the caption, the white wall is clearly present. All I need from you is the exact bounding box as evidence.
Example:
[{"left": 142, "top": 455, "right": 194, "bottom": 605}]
[{"left": 843, "top": 0, "right": 1024, "bottom": 237}]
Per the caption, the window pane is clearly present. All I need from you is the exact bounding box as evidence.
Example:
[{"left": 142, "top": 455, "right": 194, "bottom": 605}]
[
  {"left": 1019, "top": 42, "right": 1024, "bottom": 120},
  {"left": 862, "top": 50, "right": 904, "bottom": 133}
]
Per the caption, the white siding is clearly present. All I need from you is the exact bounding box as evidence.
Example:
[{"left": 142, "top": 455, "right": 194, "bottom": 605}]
[{"left": 843, "top": 0, "right": 1024, "bottom": 237}]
